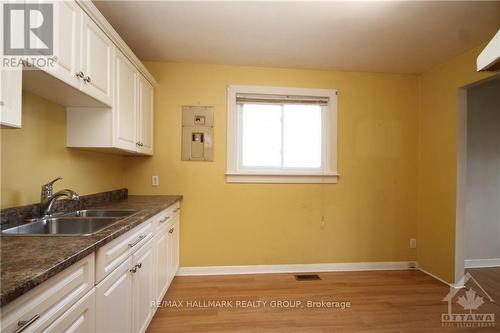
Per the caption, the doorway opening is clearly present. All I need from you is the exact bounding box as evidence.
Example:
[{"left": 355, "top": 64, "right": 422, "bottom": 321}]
[{"left": 455, "top": 75, "right": 500, "bottom": 299}]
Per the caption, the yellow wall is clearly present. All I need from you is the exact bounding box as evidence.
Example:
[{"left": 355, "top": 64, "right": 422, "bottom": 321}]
[
  {"left": 417, "top": 44, "right": 494, "bottom": 283},
  {"left": 125, "top": 63, "right": 420, "bottom": 267},
  {"left": 1, "top": 92, "right": 126, "bottom": 208},
  {"left": 2, "top": 47, "right": 490, "bottom": 280}
]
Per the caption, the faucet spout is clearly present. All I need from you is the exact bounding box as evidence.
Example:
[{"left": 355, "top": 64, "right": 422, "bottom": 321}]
[{"left": 41, "top": 189, "right": 80, "bottom": 217}]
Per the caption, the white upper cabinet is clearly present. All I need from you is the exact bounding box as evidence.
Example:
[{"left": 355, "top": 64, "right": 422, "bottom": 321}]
[
  {"left": 137, "top": 76, "right": 154, "bottom": 155},
  {"left": 80, "top": 14, "right": 113, "bottom": 105},
  {"left": 23, "top": 0, "right": 114, "bottom": 108},
  {"left": 51, "top": 0, "right": 81, "bottom": 90},
  {"left": 5, "top": 0, "right": 155, "bottom": 153},
  {"left": 67, "top": 49, "right": 154, "bottom": 155},
  {"left": 114, "top": 52, "right": 138, "bottom": 152},
  {"left": 56, "top": 0, "right": 156, "bottom": 155},
  {"left": 0, "top": 67, "right": 22, "bottom": 128}
]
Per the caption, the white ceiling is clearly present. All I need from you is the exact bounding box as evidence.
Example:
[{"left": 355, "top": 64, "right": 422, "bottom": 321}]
[{"left": 94, "top": 1, "right": 500, "bottom": 74}]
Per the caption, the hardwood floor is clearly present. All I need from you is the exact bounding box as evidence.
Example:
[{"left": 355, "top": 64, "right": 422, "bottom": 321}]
[
  {"left": 147, "top": 270, "right": 500, "bottom": 332},
  {"left": 466, "top": 267, "right": 500, "bottom": 306}
]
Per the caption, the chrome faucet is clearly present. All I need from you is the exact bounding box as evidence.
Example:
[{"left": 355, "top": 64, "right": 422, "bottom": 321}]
[{"left": 40, "top": 177, "right": 80, "bottom": 217}]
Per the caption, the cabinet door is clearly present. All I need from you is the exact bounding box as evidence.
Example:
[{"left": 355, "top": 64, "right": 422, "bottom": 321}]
[
  {"left": 41, "top": 289, "right": 95, "bottom": 333},
  {"left": 137, "top": 76, "right": 154, "bottom": 155},
  {"left": 154, "top": 226, "right": 169, "bottom": 301},
  {"left": 113, "top": 52, "right": 137, "bottom": 152},
  {"left": 80, "top": 14, "right": 113, "bottom": 106},
  {"left": 133, "top": 238, "right": 155, "bottom": 333},
  {"left": 96, "top": 256, "right": 133, "bottom": 333},
  {"left": 168, "top": 217, "right": 180, "bottom": 283},
  {"left": 49, "top": 0, "right": 81, "bottom": 90},
  {"left": 0, "top": 67, "right": 22, "bottom": 128}
]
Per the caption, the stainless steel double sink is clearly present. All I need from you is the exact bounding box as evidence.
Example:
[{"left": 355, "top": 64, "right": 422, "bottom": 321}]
[{"left": 2, "top": 209, "right": 137, "bottom": 236}]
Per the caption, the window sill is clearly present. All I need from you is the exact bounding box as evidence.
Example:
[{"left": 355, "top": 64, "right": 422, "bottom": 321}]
[{"left": 225, "top": 172, "right": 339, "bottom": 184}]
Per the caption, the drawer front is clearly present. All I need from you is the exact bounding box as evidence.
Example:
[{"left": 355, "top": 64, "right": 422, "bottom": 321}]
[
  {"left": 169, "top": 202, "right": 181, "bottom": 217},
  {"left": 154, "top": 203, "right": 180, "bottom": 232},
  {"left": 1, "top": 254, "right": 95, "bottom": 333},
  {"left": 95, "top": 219, "right": 153, "bottom": 283},
  {"left": 41, "top": 289, "right": 95, "bottom": 333},
  {"left": 153, "top": 209, "right": 169, "bottom": 232}
]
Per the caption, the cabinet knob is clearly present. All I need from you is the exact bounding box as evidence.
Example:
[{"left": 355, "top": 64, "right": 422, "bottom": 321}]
[
  {"left": 83, "top": 76, "right": 91, "bottom": 83},
  {"left": 136, "top": 262, "right": 142, "bottom": 269},
  {"left": 76, "top": 71, "right": 84, "bottom": 79},
  {"left": 129, "top": 267, "right": 137, "bottom": 274},
  {"left": 169, "top": 228, "right": 174, "bottom": 234}
]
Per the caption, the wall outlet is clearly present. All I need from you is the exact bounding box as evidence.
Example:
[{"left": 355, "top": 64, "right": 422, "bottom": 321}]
[
  {"left": 409, "top": 238, "right": 417, "bottom": 249},
  {"left": 152, "top": 175, "right": 159, "bottom": 187}
]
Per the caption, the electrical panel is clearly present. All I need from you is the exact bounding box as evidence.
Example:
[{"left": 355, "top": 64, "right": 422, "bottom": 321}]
[{"left": 181, "top": 106, "right": 214, "bottom": 161}]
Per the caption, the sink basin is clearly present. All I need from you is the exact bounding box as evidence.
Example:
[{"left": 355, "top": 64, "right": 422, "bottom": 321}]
[
  {"left": 2, "top": 217, "right": 120, "bottom": 236},
  {"left": 62, "top": 209, "right": 137, "bottom": 218}
]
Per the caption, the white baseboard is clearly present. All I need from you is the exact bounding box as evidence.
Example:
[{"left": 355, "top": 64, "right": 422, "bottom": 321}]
[
  {"left": 176, "top": 261, "right": 417, "bottom": 276},
  {"left": 464, "top": 258, "right": 500, "bottom": 269}
]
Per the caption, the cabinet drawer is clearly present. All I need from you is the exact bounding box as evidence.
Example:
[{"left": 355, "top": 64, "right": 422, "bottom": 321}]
[
  {"left": 154, "top": 203, "right": 180, "bottom": 232},
  {"left": 41, "top": 289, "right": 95, "bottom": 333},
  {"left": 95, "top": 219, "right": 153, "bottom": 283},
  {"left": 168, "top": 202, "right": 181, "bottom": 217},
  {"left": 0, "top": 254, "right": 94, "bottom": 333}
]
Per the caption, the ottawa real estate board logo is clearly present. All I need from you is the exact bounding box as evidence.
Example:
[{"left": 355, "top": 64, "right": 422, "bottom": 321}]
[
  {"left": 2, "top": 2, "right": 55, "bottom": 68},
  {"left": 442, "top": 272, "right": 495, "bottom": 328}
]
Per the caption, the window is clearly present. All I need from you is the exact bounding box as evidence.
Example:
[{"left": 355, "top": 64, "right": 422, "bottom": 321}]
[{"left": 226, "top": 85, "right": 338, "bottom": 183}]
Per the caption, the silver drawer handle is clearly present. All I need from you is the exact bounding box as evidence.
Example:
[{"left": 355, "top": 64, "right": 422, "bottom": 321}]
[
  {"left": 129, "top": 267, "right": 137, "bottom": 274},
  {"left": 136, "top": 262, "right": 142, "bottom": 269},
  {"left": 159, "top": 216, "right": 170, "bottom": 223},
  {"left": 168, "top": 228, "right": 174, "bottom": 234},
  {"left": 15, "top": 314, "right": 40, "bottom": 333},
  {"left": 75, "top": 71, "right": 84, "bottom": 79},
  {"left": 83, "top": 76, "right": 91, "bottom": 83},
  {"left": 128, "top": 235, "right": 146, "bottom": 248}
]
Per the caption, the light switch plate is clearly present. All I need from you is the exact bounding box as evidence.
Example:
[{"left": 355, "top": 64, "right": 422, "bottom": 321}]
[{"left": 152, "top": 175, "right": 159, "bottom": 187}]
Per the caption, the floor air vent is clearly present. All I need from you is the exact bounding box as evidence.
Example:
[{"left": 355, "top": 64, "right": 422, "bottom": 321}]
[{"left": 294, "top": 274, "right": 321, "bottom": 281}]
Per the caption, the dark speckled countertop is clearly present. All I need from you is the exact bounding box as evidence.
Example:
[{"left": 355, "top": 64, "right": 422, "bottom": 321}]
[{"left": 0, "top": 195, "right": 182, "bottom": 307}]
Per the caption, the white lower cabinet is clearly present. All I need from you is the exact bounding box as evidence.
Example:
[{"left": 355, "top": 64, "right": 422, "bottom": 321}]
[
  {"left": 1, "top": 205, "right": 180, "bottom": 333},
  {"left": 154, "top": 202, "right": 180, "bottom": 302},
  {"left": 132, "top": 238, "right": 155, "bottom": 333},
  {"left": 168, "top": 215, "right": 180, "bottom": 285},
  {"left": 95, "top": 257, "right": 133, "bottom": 333},
  {"left": 154, "top": 226, "right": 170, "bottom": 301}
]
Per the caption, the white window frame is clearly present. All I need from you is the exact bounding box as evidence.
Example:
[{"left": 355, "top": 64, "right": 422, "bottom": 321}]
[{"left": 226, "top": 85, "right": 339, "bottom": 184}]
